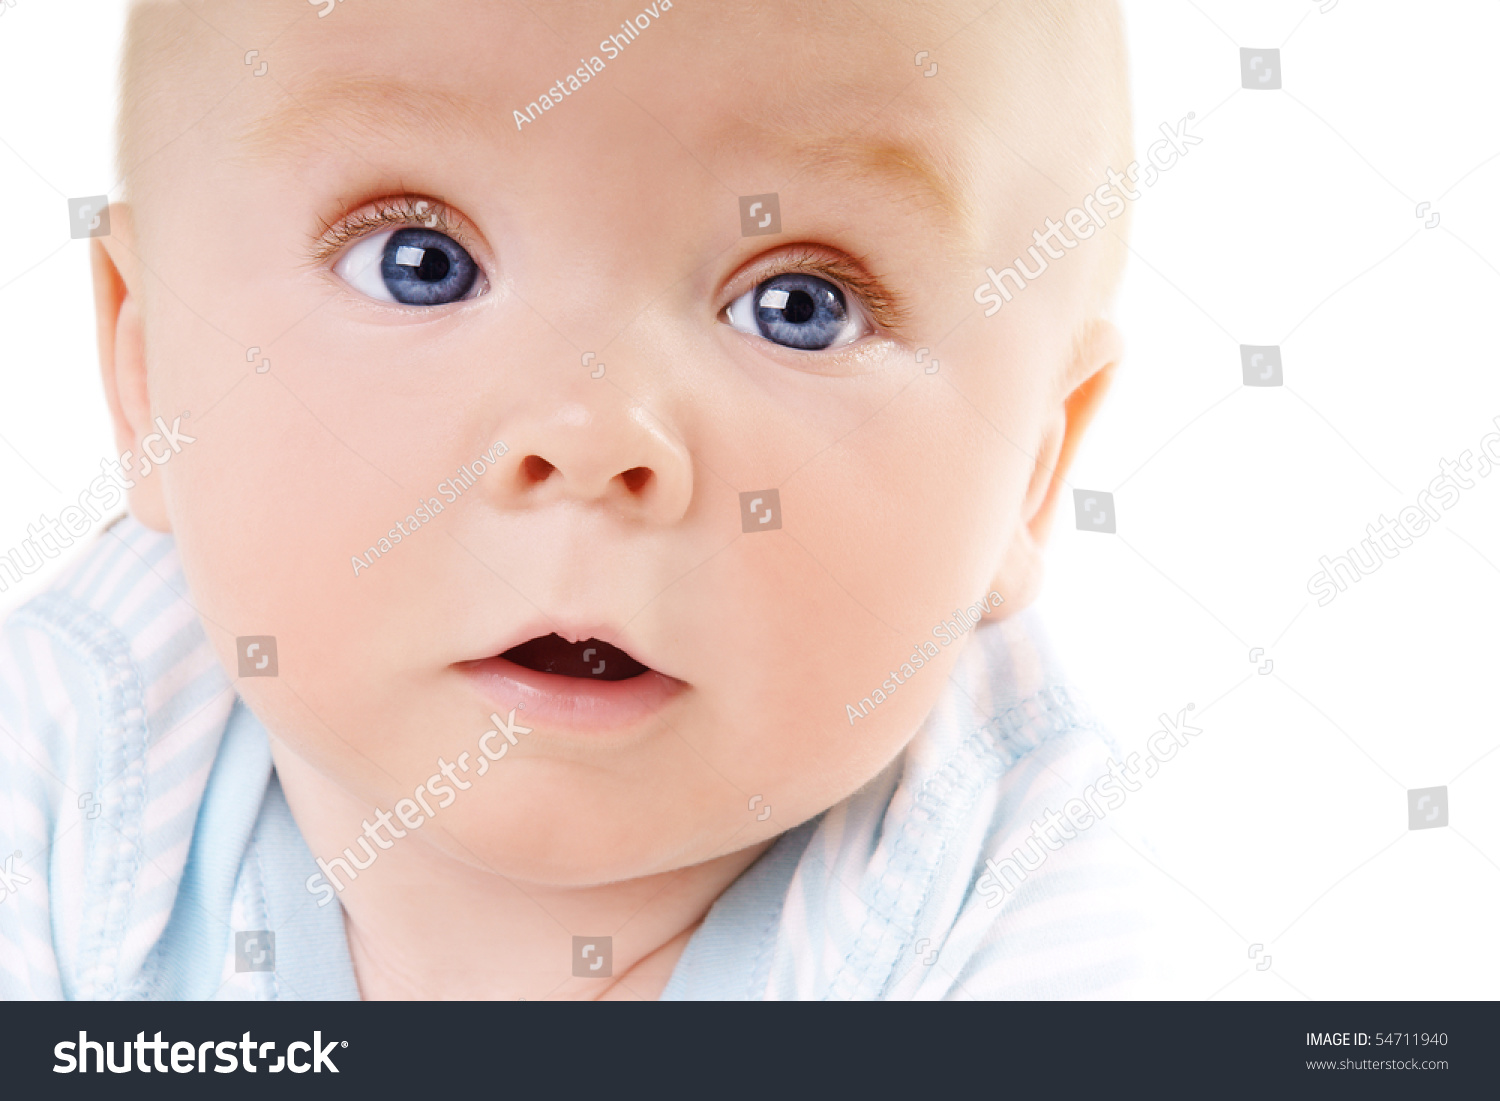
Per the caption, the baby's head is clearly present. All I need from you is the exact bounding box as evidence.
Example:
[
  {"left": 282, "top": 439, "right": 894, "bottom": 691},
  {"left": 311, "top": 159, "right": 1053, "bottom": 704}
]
[{"left": 98, "top": 0, "right": 1130, "bottom": 887}]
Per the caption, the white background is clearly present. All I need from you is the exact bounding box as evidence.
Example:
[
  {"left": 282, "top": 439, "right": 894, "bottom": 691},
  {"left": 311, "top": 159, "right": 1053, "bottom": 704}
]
[{"left": 1, "top": 0, "right": 1497, "bottom": 998}]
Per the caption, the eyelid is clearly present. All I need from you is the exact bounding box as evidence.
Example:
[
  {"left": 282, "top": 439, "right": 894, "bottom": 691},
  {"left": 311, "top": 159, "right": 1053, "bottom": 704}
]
[
  {"left": 722, "top": 245, "right": 907, "bottom": 334},
  {"left": 311, "top": 195, "right": 477, "bottom": 267}
]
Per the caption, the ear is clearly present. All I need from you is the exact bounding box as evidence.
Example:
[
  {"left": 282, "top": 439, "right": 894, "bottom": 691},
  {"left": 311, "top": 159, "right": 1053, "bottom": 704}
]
[
  {"left": 987, "top": 318, "right": 1122, "bottom": 616},
  {"left": 92, "top": 204, "right": 171, "bottom": 532}
]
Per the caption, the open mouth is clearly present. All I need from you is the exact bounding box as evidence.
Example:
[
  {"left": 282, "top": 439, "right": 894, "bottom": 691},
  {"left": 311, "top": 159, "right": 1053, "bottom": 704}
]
[
  {"left": 500, "top": 634, "right": 649, "bottom": 681},
  {"left": 457, "top": 629, "right": 682, "bottom": 733}
]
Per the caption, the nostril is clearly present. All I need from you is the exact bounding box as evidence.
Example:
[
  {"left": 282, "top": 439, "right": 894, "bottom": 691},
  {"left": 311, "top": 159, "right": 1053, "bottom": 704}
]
[
  {"left": 620, "top": 467, "right": 652, "bottom": 494},
  {"left": 522, "top": 455, "right": 555, "bottom": 484}
]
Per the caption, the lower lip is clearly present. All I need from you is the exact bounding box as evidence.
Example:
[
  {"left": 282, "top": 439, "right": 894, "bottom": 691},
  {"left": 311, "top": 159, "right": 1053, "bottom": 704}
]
[{"left": 455, "top": 656, "right": 684, "bottom": 733}]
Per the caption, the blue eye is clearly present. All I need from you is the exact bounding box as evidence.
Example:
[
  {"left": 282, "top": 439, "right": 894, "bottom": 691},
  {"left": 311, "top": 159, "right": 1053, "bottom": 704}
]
[
  {"left": 724, "top": 272, "right": 868, "bottom": 350},
  {"left": 335, "top": 226, "right": 484, "bottom": 306}
]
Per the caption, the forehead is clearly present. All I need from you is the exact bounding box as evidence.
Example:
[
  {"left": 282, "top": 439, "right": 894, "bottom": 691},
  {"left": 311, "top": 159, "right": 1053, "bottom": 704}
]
[
  {"left": 245, "top": 5, "right": 979, "bottom": 194},
  {"left": 136, "top": 0, "right": 1081, "bottom": 231}
]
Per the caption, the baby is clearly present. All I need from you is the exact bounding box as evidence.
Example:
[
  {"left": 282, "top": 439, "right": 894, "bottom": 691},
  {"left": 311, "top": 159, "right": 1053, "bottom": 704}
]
[{"left": 2, "top": 0, "right": 1144, "bottom": 999}]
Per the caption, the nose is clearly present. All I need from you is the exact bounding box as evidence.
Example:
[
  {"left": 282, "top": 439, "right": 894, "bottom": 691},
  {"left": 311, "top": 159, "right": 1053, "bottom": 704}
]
[{"left": 491, "top": 397, "right": 693, "bottom": 524}]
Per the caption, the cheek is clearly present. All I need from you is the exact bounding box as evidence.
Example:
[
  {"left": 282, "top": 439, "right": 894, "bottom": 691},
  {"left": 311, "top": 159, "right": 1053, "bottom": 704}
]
[
  {"left": 152, "top": 276, "right": 491, "bottom": 604},
  {"left": 677, "top": 378, "right": 1040, "bottom": 818},
  {"left": 779, "top": 380, "right": 1031, "bottom": 632},
  {"left": 149, "top": 318, "right": 494, "bottom": 754},
  {"left": 161, "top": 384, "right": 409, "bottom": 631}
]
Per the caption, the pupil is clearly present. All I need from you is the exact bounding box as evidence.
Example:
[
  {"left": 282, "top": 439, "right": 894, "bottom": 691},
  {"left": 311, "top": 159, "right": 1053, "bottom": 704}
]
[
  {"left": 783, "top": 290, "right": 814, "bottom": 324},
  {"left": 416, "top": 249, "right": 450, "bottom": 282}
]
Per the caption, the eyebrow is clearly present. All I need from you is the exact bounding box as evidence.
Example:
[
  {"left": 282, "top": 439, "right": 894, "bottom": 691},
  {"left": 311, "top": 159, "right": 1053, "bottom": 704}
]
[
  {"left": 235, "top": 77, "right": 496, "bottom": 164},
  {"left": 787, "top": 136, "right": 975, "bottom": 232},
  {"left": 705, "top": 108, "right": 979, "bottom": 244}
]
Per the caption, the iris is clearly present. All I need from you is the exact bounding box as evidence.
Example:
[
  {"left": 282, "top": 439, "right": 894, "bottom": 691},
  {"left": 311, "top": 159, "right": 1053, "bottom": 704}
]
[
  {"left": 749, "top": 273, "right": 851, "bottom": 350},
  {"left": 377, "top": 228, "right": 479, "bottom": 306}
]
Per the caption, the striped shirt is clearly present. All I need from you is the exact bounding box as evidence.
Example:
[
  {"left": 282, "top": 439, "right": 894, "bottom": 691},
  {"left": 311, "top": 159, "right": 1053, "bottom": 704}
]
[{"left": 1, "top": 517, "right": 1149, "bottom": 1000}]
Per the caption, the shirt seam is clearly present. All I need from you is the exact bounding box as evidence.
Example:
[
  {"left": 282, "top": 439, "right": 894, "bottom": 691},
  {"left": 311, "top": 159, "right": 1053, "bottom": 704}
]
[{"left": 824, "top": 684, "right": 1086, "bottom": 999}]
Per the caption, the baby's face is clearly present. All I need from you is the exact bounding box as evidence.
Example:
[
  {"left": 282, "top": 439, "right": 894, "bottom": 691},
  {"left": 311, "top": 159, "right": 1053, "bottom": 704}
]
[{"left": 120, "top": 0, "right": 1110, "bottom": 884}]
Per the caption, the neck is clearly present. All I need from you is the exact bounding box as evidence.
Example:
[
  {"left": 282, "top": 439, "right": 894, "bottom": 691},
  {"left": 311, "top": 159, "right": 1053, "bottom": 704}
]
[{"left": 340, "top": 849, "right": 763, "bottom": 1000}]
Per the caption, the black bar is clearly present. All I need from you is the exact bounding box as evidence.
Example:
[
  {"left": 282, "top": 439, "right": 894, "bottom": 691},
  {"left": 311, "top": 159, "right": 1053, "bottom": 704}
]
[{"left": 2, "top": 1000, "right": 1491, "bottom": 1097}]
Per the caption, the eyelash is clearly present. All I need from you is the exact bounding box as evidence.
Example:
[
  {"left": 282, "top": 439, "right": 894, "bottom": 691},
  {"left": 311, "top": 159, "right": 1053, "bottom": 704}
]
[
  {"left": 312, "top": 199, "right": 907, "bottom": 334},
  {"left": 731, "top": 248, "right": 906, "bottom": 335},
  {"left": 312, "top": 196, "right": 465, "bottom": 266}
]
